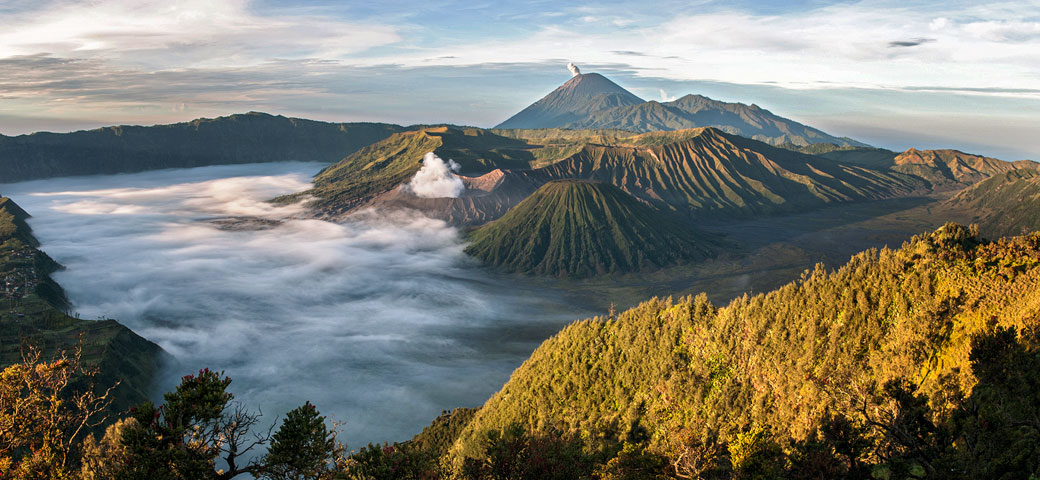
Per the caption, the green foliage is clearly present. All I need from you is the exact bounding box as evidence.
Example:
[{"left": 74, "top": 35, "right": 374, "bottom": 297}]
[
  {"left": 116, "top": 369, "right": 238, "bottom": 479},
  {"left": 345, "top": 443, "right": 441, "bottom": 480},
  {"left": 409, "top": 408, "right": 479, "bottom": 459},
  {"left": 261, "top": 402, "right": 341, "bottom": 480},
  {"left": 458, "top": 424, "right": 596, "bottom": 480},
  {"left": 465, "top": 180, "right": 715, "bottom": 277}
]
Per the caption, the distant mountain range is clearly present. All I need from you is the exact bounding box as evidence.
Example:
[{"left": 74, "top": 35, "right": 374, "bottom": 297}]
[
  {"left": 496, "top": 72, "right": 866, "bottom": 147},
  {"left": 0, "top": 112, "right": 404, "bottom": 182},
  {"left": 801, "top": 143, "right": 1036, "bottom": 188}
]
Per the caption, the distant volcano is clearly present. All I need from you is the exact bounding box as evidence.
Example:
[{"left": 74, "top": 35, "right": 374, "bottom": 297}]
[
  {"left": 495, "top": 73, "right": 645, "bottom": 130},
  {"left": 496, "top": 68, "right": 866, "bottom": 147}
]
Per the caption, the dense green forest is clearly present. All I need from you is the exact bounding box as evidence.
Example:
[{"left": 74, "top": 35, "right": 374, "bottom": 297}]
[
  {"left": 443, "top": 223, "right": 1040, "bottom": 478},
  {"left": 0, "top": 112, "right": 404, "bottom": 182}
]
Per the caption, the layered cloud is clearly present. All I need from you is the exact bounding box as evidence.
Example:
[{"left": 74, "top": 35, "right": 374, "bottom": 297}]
[{"left": 0, "top": 0, "right": 1038, "bottom": 158}]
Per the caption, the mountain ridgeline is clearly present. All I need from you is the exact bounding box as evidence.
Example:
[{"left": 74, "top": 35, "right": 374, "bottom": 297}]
[
  {"left": 944, "top": 168, "right": 1040, "bottom": 237},
  {"left": 800, "top": 143, "right": 1037, "bottom": 188},
  {"left": 497, "top": 72, "right": 866, "bottom": 147},
  {"left": 0, "top": 112, "right": 405, "bottom": 182},
  {"left": 299, "top": 126, "right": 924, "bottom": 224},
  {"left": 465, "top": 181, "right": 715, "bottom": 277}
]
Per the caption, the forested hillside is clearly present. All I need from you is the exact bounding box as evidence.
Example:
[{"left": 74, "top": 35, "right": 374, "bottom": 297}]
[{"left": 440, "top": 224, "right": 1040, "bottom": 478}]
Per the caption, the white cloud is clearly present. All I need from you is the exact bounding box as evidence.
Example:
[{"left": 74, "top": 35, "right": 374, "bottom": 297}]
[
  {"left": 354, "top": 2, "right": 1040, "bottom": 96},
  {"left": 0, "top": 0, "right": 401, "bottom": 67}
]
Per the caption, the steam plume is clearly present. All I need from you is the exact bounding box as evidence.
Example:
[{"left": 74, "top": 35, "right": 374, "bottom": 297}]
[
  {"left": 567, "top": 62, "right": 581, "bottom": 77},
  {"left": 406, "top": 152, "right": 464, "bottom": 198}
]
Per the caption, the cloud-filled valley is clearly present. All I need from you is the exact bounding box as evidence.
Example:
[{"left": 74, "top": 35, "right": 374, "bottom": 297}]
[{"left": 0, "top": 162, "right": 596, "bottom": 448}]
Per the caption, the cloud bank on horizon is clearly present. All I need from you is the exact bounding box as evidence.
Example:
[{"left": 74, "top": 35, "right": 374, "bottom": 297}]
[{"left": 0, "top": 0, "right": 1037, "bottom": 159}]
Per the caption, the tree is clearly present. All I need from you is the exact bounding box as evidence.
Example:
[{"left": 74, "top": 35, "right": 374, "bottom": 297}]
[
  {"left": 261, "top": 402, "right": 343, "bottom": 480},
  {"left": 0, "top": 342, "right": 116, "bottom": 479},
  {"left": 115, "top": 369, "right": 271, "bottom": 479}
]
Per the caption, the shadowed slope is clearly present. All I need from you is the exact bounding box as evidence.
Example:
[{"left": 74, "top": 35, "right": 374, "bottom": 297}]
[{"left": 464, "top": 180, "right": 714, "bottom": 277}]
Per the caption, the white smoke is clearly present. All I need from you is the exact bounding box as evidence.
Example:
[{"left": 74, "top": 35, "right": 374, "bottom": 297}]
[
  {"left": 568, "top": 62, "right": 581, "bottom": 77},
  {"left": 406, "top": 152, "right": 464, "bottom": 198}
]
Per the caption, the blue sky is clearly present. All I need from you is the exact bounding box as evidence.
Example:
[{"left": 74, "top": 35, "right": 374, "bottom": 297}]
[{"left": 0, "top": 0, "right": 1038, "bottom": 159}]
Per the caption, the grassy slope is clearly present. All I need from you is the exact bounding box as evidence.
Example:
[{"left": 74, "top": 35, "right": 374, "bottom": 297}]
[
  {"left": 465, "top": 181, "right": 715, "bottom": 277},
  {"left": 0, "top": 112, "right": 404, "bottom": 182},
  {"left": 449, "top": 224, "right": 1040, "bottom": 462},
  {"left": 0, "top": 196, "right": 163, "bottom": 412},
  {"left": 945, "top": 169, "right": 1040, "bottom": 237}
]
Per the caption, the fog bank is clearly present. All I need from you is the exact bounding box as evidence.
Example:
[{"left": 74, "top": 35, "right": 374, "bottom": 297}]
[{"left": 0, "top": 162, "right": 594, "bottom": 448}]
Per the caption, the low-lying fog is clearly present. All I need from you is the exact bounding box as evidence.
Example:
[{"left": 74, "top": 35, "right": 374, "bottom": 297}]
[{"left": 0, "top": 162, "right": 596, "bottom": 448}]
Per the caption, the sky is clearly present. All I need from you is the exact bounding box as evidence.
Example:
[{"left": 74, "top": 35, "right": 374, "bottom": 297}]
[{"left": 0, "top": 0, "right": 1038, "bottom": 159}]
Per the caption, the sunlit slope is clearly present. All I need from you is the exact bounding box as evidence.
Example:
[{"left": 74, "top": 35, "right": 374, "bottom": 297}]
[
  {"left": 945, "top": 168, "right": 1040, "bottom": 237},
  {"left": 450, "top": 224, "right": 1040, "bottom": 463},
  {"left": 465, "top": 180, "right": 714, "bottom": 277},
  {"left": 0, "top": 112, "right": 404, "bottom": 182},
  {"left": 536, "top": 128, "right": 923, "bottom": 217},
  {"left": 0, "top": 196, "right": 164, "bottom": 411}
]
